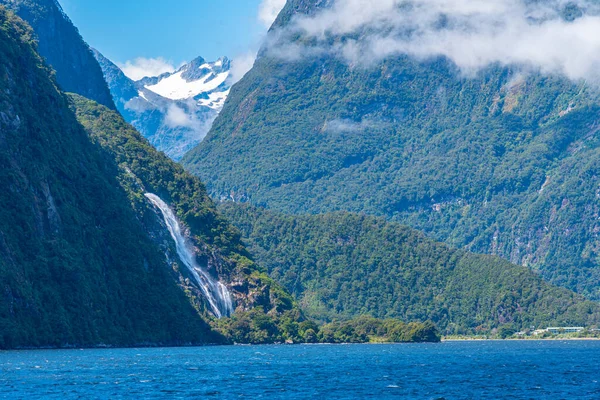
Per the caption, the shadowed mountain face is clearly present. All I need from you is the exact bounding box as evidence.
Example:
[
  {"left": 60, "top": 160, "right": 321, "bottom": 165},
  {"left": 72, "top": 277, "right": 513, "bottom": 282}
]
[
  {"left": 0, "top": 6, "right": 299, "bottom": 349},
  {"left": 183, "top": 0, "right": 600, "bottom": 300},
  {"left": 0, "top": 0, "right": 115, "bottom": 109},
  {"left": 0, "top": 6, "right": 217, "bottom": 347}
]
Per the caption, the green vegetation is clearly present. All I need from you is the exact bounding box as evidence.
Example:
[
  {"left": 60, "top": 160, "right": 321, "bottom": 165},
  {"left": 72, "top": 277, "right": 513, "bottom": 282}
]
[
  {"left": 3, "top": 0, "right": 596, "bottom": 348},
  {"left": 70, "top": 95, "right": 300, "bottom": 321},
  {"left": 217, "top": 313, "right": 440, "bottom": 344},
  {"left": 0, "top": 6, "right": 306, "bottom": 349},
  {"left": 0, "top": 0, "right": 115, "bottom": 108},
  {"left": 219, "top": 203, "right": 600, "bottom": 335},
  {"left": 446, "top": 329, "right": 600, "bottom": 340},
  {"left": 0, "top": 4, "right": 438, "bottom": 349},
  {"left": 183, "top": 0, "right": 600, "bottom": 300},
  {"left": 0, "top": 6, "right": 219, "bottom": 348}
]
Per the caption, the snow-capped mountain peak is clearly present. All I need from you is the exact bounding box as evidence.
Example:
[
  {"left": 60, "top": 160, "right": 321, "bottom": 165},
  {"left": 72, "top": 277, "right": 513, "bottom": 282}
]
[
  {"left": 143, "top": 56, "right": 230, "bottom": 109},
  {"left": 95, "top": 51, "right": 232, "bottom": 160}
]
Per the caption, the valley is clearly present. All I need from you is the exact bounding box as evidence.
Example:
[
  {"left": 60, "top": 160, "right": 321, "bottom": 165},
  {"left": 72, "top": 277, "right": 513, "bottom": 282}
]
[{"left": 0, "top": 0, "right": 599, "bottom": 352}]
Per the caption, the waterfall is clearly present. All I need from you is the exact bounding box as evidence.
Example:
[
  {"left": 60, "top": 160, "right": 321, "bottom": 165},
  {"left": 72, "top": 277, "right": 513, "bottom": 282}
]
[{"left": 145, "top": 193, "right": 233, "bottom": 318}]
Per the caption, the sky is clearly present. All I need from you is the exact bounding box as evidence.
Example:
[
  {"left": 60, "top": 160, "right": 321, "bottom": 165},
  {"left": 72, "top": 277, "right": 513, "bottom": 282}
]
[
  {"left": 58, "top": 0, "right": 600, "bottom": 86},
  {"left": 59, "top": 0, "right": 286, "bottom": 79}
]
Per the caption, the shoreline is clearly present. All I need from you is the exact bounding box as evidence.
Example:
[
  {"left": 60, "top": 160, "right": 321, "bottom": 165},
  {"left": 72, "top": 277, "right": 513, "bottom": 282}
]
[
  {"left": 443, "top": 337, "right": 600, "bottom": 342},
  {"left": 3, "top": 338, "right": 600, "bottom": 352}
]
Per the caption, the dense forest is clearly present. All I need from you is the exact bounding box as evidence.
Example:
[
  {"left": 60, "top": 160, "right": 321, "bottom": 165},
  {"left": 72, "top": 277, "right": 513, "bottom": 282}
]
[
  {"left": 72, "top": 94, "right": 444, "bottom": 345},
  {"left": 0, "top": 5, "right": 303, "bottom": 348},
  {"left": 220, "top": 203, "right": 600, "bottom": 335},
  {"left": 0, "top": 6, "right": 221, "bottom": 347},
  {"left": 0, "top": 3, "right": 443, "bottom": 348},
  {"left": 71, "top": 95, "right": 302, "bottom": 324},
  {"left": 183, "top": 0, "right": 600, "bottom": 301},
  {"left": 217, "top": 313, "right": 441, "bottom": 344},
  {"left": 3, "top": 0, "right": 600, "bottom": 348}
]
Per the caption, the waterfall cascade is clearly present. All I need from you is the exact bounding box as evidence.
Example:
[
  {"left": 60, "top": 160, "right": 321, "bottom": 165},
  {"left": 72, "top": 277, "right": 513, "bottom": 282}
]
[{"left": 145, "top": 193, "right": 233, "bottom": 318}]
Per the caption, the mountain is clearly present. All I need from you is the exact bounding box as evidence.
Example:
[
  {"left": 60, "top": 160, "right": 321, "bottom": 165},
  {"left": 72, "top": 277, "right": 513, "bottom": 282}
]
[
  {"left": 221, "top": 203, "right": 600, "bottom": 334},
  {"left": 183, "top": 0, "right": 600, "bottom": 300},
  {"left": 0, "top": 6, "right": 215, "bottom": 347},
  {"left": 70, "top": 94, "right": 298, "bottom": 318},
  {"left": 0, "top": 5, "right": 302, "bottom": 348},
  {"left": 0, "top": 0, "right": 115, "bottom": 109},
  {"left": 140, "top": 56, "right": 230, "bottom": 108},
  {"left": 95, "top": 51, "right": 231, "bottom": 160},
  {"left": 1, "top": 0, "right": 597, "bottom": 347}
]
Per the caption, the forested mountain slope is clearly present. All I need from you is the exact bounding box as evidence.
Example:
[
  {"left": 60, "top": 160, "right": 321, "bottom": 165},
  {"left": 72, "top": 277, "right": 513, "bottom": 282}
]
[
  {"left": 221, "top": 203, "right": 600, "bottom": 335},
  {"left": 184, "top": 0, "right": 600, "bottom": 299},
  {"left": 0, "top": 7, "right": 217, "bottom": 347},
  {"left": 70, "top": 94, "right": 299, "bottom": 323},
  {"left": 0, "top": 0, "right": 115, "bottom": 108},
  {"left": 0, "top": 7, "right": 299, "bottom": 348}
]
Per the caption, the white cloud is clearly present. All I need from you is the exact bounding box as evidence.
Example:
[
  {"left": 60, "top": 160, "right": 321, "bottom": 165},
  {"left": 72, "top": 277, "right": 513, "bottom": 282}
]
[
  {"left": 118, "top": 57, "right": 177, "bottom": 81},
  {"left": 258, "top": 0, "right": 287, "bottom": 28},
  {"left": 163, "top": 101, "right": 215, "bottom": 141},
  {"left": 229, "top": 52, "right": 257, "bottom": 84},
  {"left": 231, "top": 0, "right": 286, "bottom": 84},
  {"left": 268, "top": 0, "right": 600, "bottom": 83},
  {"left": 324, "top": 118, "right": 381, "bottom": 133},
  {"left": 165, "top": 103, "right": 197, "bottom": 129}
]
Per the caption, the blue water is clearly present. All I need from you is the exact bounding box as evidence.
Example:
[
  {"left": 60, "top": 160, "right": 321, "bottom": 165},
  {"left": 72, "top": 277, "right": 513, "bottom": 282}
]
[{"left": 1, "top": 341, "right": 599, "bottom": 399}]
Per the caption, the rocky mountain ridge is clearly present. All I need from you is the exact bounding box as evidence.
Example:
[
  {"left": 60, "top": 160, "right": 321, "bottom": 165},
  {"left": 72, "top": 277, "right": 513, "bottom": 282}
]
[{"left": 95, "top": 51, "right": 231, "bottom": 160}]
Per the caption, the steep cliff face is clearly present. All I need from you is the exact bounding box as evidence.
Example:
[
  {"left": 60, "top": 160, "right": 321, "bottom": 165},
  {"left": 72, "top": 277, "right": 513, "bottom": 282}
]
[
  {"left": 70, "top": 95, "right": 298, "bottom": 320},
  {"left": 0, "top": 7, "right": 299, "bottom": 348},
  {"left": 0, "top": 7, "right": 219, "bottom": 347},
  {"left": 0, "top": 0, "right": 115, "bottom": 109},
  {"left": 183, "top": 0, "right": 600, "bottom": 299}
]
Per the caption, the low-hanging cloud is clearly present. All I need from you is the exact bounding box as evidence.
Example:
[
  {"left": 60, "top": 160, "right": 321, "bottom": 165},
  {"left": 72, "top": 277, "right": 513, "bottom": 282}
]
[
  {"left": 324, "top": 118, "right": 385, "bottom": 133},
  {"left": 165, "top": 104, "right": 194, "bottom": 128},
  {"left": 164, "top": 102, "right": 216, "bottom": 142},
  {"left": 268, "top": 0, "right": 600, "bottom": 82},
  {"left": 227, "top": 0, "right": 286, "bottom": 85},
  {"left": 229, "top": 52, "right": 257, "bottom": 84},
  {"left": 258, "top": 0, "right": 287, "bottom": 28},
  {"left": 119, "top": 57, "right": 177, "bottom": 81}
]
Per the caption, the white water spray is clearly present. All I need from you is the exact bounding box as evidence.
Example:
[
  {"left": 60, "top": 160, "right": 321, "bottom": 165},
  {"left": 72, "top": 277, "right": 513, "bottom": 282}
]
[{"left": 145, "top": 193, "right": 233, "bottom": 318}]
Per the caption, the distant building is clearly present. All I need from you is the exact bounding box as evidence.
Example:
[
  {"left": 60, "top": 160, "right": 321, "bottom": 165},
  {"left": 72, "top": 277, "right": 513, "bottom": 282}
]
[{"left": 545, "top": 327, "right": 585, "bottom": 334}]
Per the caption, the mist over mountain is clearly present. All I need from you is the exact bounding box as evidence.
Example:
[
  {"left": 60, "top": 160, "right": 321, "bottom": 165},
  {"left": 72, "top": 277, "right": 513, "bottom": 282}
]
[
  {"left": 183, "top": 0, "right": 600, "bottom": 300},
  {"left": 3, "top": 0, "right": 600, "bottom": 350},
  {"left": 95, "top": 51, "right": 231, "bottom": 160}
]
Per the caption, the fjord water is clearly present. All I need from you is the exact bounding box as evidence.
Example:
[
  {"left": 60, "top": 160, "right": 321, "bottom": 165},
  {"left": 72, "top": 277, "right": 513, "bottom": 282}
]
[
  {"left": 144, "top": 193, "right": 233, "bottom": 318},
  {"left": 2, "top": 341, "right": 599, "bottom": 399}
]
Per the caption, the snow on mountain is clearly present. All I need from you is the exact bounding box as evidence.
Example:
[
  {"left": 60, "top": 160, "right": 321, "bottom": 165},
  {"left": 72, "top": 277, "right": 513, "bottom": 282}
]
[
  {"left": 145, "top": 70, "right": 228, "bottom": 101},
  {"left": 95, "top": 51, "right": 231, "bottom": 160},
  {"left": 198, "top": 88, "right": 230, "bottom": 109},
  {"left": 144, "top": 57, "right": 231, "bottom": 110}
]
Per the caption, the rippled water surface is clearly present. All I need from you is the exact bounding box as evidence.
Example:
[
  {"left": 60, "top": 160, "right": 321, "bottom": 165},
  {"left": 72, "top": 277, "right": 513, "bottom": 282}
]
[{"left": 1, "top": 341, "right": 599, "bottom": 399}]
